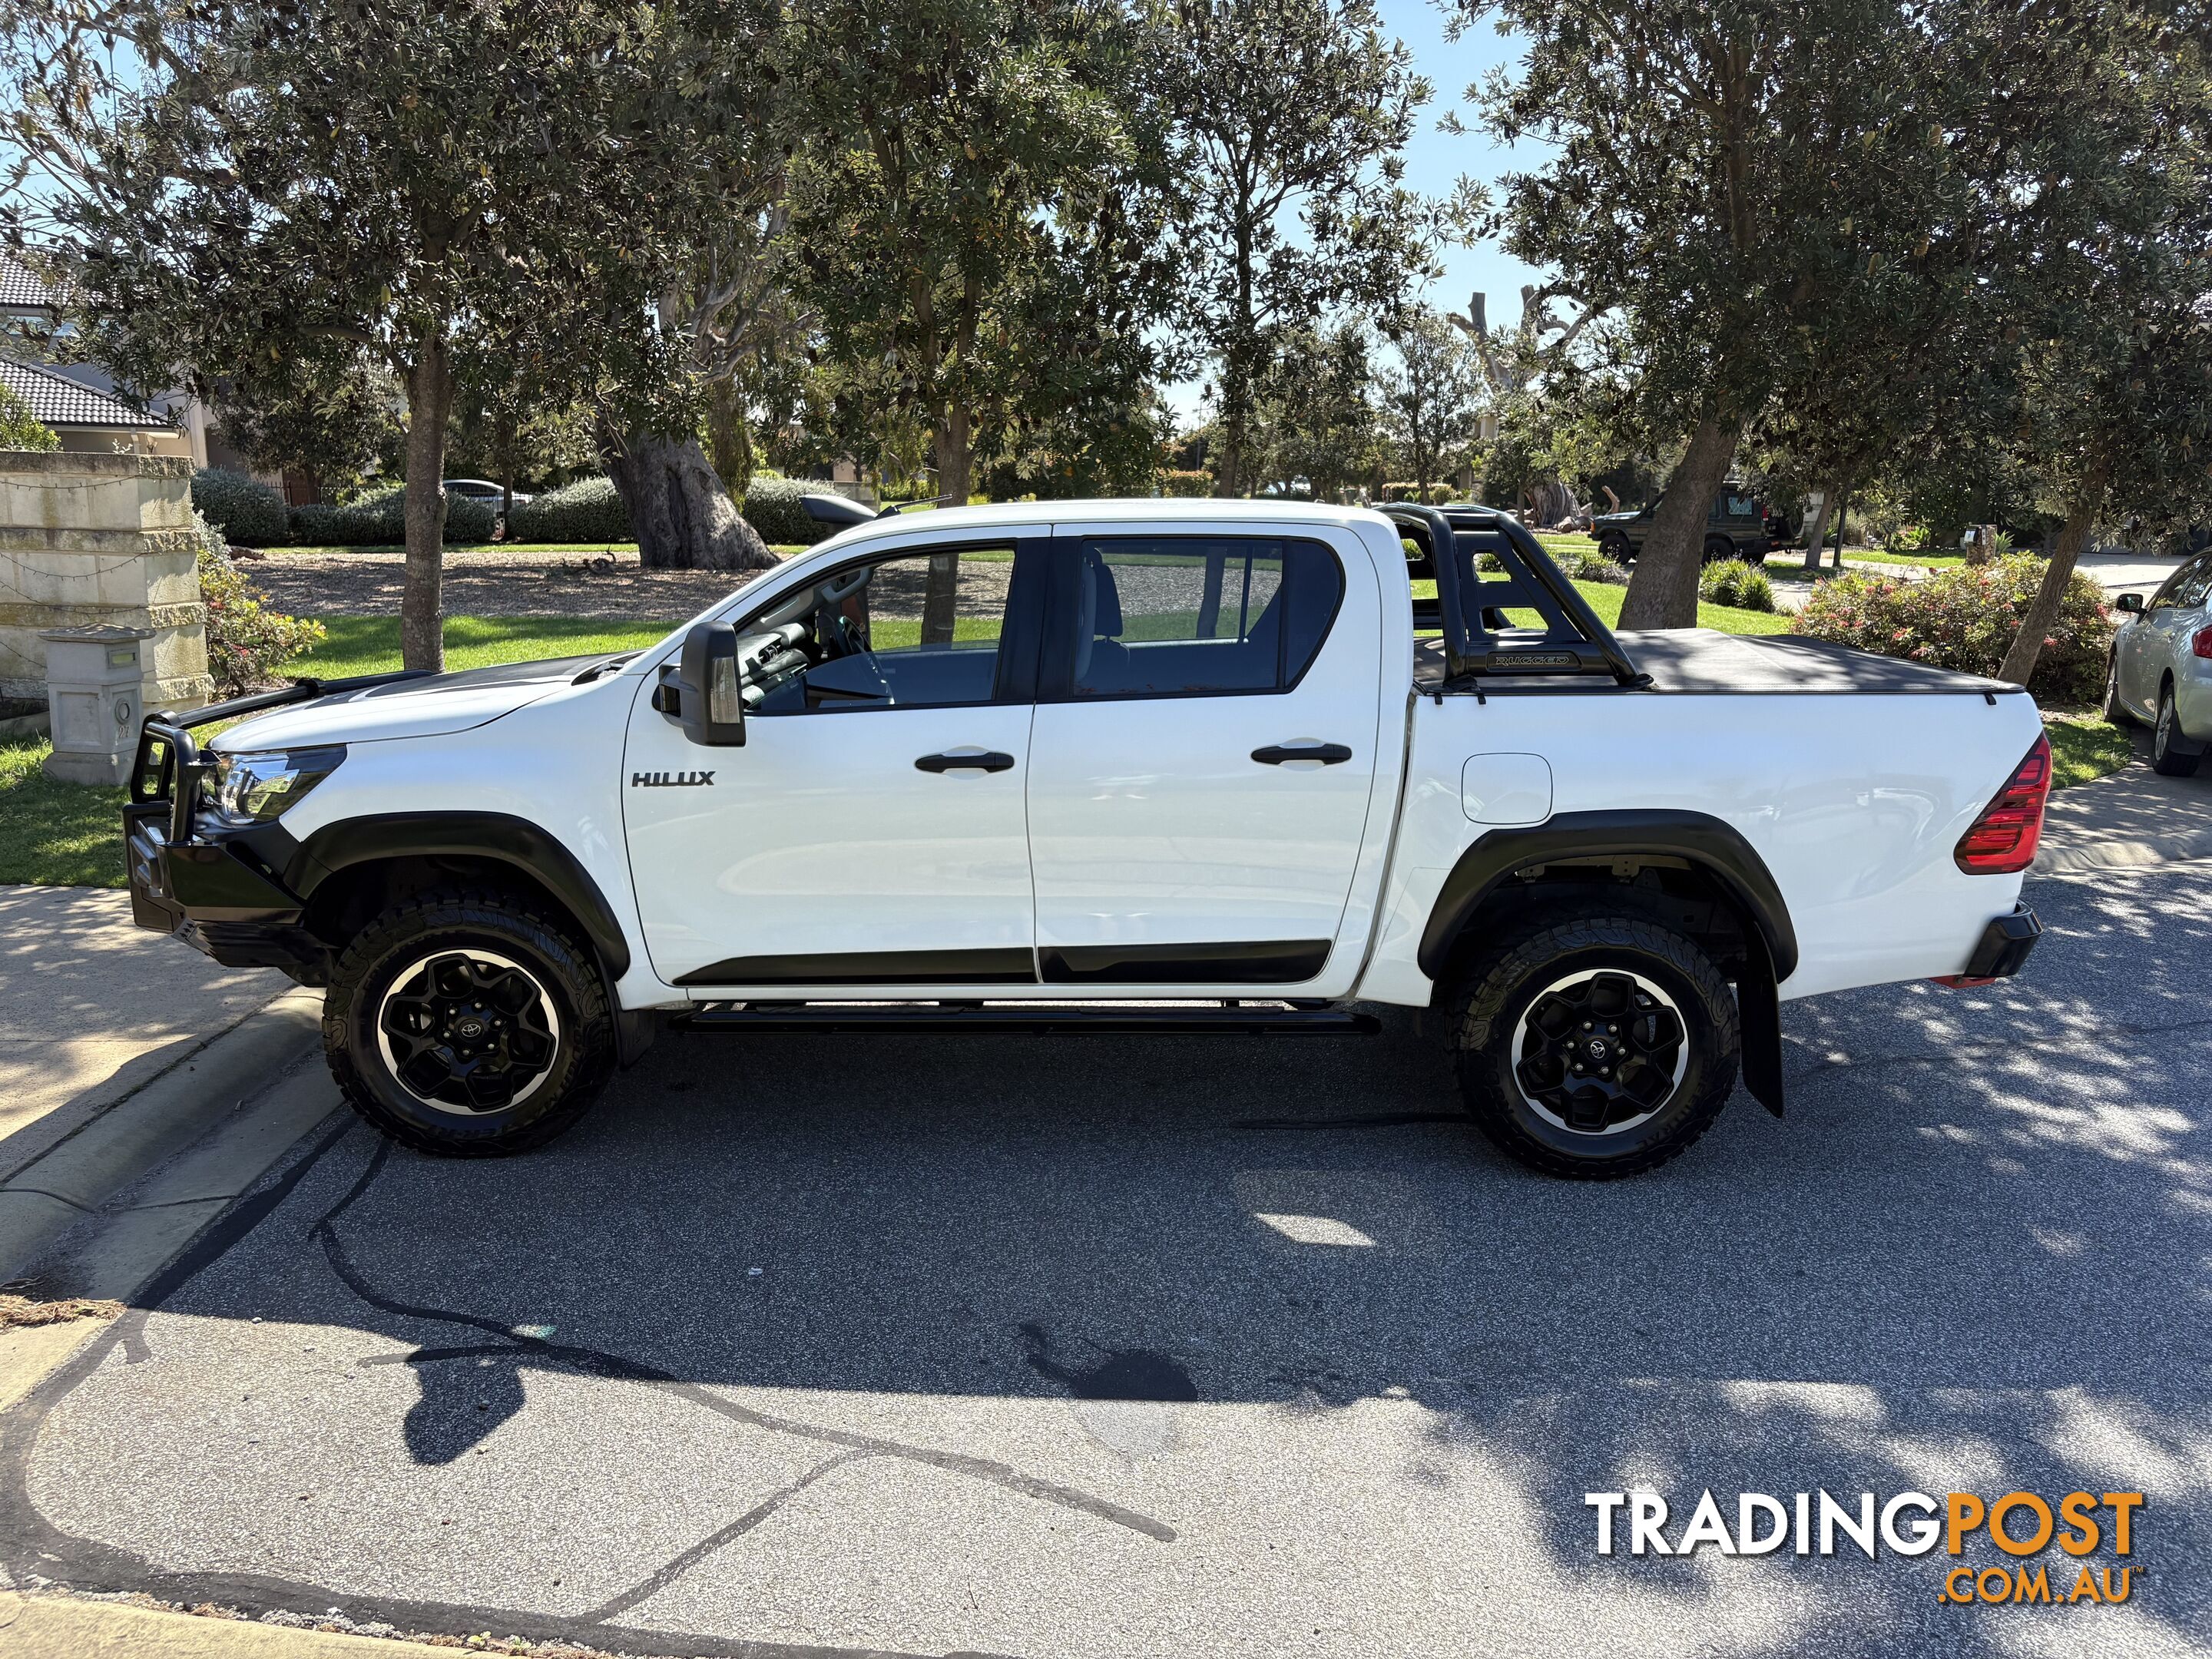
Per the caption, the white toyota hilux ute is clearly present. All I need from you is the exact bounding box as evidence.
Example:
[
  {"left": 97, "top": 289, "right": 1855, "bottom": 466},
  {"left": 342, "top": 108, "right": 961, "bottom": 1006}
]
[{"left": 124, "top": 500, "right": 2051, "bottom": 1178}]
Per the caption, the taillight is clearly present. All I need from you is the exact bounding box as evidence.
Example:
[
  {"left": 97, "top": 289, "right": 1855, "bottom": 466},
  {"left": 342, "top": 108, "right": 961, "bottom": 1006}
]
[
  {"left": 1953, "top": 733, "right": 2052, "bottom": 874},
  {"left": 2193, "top": 626, "right": 2212, "bottom": 659}
]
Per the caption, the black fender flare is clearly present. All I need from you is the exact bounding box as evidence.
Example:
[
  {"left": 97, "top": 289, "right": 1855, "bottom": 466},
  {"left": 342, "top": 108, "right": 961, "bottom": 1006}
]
[
  {"left": 285, "top": 811, "right": 633, "bottom": 981},
  {"left": 1418, "top": 809, "right": 1796, "bottom": 1118}
]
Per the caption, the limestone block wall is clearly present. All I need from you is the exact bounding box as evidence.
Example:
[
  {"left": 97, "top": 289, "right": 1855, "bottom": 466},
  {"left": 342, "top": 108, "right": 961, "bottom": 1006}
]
[{"left": 0, "top": 452, "right": 212, "bottom": 716}]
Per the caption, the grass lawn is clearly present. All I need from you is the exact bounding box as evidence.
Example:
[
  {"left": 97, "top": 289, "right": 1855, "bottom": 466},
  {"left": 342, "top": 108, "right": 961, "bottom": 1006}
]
[
  {"left": 1843, "top": 551, "right": 1969, "bottom": 569},
  {"left": 2042, "top": 709, "right": 2137, "bottom": 790},
  {"left": 1412, "top": 577, "right": 1793, "bottom": 637},
  {"left": 0, "top": 740, "right": 127, "bottom": 888},
  {"left": 285, "top": 616, "right": 677, "bottom": 680}
]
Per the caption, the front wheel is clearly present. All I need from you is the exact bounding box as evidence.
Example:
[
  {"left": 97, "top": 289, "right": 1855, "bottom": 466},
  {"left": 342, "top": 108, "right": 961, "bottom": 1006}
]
[
  {"left": 2101, "top": 653, "right": 2132, "bottom": 726},
  {"left": 323, "top": 887, "right": 616, "bottom": 1156},
  {"left": 1442, "top": 912, "right": 1740, "bottom": 1179},
  {"left": 1597, "top": 531, "right": 1633, "bottom": 566},
  {"left": 2151, "top": 686, "right": 2201, "bottom": 777}
]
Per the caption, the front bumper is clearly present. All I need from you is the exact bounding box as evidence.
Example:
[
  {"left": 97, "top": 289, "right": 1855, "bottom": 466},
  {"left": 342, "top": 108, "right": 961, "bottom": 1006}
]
[
  {"left": 125, "top": 801, "right": 327, "bottom": 975},
  {"left": 122, "top": 671, "right": 425, "bottom": 979}
]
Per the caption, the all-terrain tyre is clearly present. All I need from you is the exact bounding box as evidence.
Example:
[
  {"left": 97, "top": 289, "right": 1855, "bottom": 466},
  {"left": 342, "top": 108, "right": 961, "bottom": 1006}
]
[
  {"left": 2151, "top": 685, "right": 2202, "bottom": 777},
  {"left": 1443, "top": 911, "right": 1740, "bottom": 1180},
  {"left": 1598, "top": 531, "right": 1633, "bottom": 566},
  {"left": 1701, "top": 535, "right": 1734, "bottom": 565},
  {"left": 323, "top": 886, "right": 616, "bottom": 1157}
]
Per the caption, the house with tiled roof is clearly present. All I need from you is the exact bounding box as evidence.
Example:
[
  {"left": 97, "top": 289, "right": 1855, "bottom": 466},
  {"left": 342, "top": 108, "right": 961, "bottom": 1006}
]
[{"left": 2, "top": 251, "right": 197, "bottom": 462}]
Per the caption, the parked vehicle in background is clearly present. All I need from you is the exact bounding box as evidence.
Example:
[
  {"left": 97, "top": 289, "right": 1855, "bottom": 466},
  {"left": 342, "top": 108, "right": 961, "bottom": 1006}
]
[
  {"left": 1593, "top": 485, "right": 1776, "bottom": 566},
  {"left": 2105, "top": 548, "right": 2212, "bottom": 776},
  {"left": 122, "top": 501, "right": 2048, "bottom": 1181},
  {"left": 444, "top": 478, "right": 533, "bottom": 515}
]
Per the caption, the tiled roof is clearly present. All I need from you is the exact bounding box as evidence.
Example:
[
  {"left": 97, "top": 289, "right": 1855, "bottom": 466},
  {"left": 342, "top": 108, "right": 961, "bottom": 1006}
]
[
  {"left": 0, "top": 253, "right": 60, "bottom": 313},
  {"left": 0, "top": 356, "right": 171, "bottom": 429}
]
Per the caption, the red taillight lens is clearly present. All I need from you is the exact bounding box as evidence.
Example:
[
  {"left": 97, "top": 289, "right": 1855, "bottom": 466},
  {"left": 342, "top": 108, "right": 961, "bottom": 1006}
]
[
  {"left": 2192, "top": 626, "right": 2212, "bottom": 660},
  {"left": 1953, "top": 733, "right": 2052, "bottom": 874}
]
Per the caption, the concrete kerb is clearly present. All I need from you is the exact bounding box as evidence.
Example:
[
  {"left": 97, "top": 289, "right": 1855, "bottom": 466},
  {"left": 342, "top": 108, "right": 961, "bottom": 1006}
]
[{"left": 0, "top": 986, "right": 323, "bottom": 1285}]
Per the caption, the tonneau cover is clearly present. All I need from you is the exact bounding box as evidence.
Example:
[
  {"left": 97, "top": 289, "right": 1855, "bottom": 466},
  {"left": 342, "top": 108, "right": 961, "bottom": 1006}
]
[{"left": 1414, "top": 629, "right": 2021, "bottom": 694}]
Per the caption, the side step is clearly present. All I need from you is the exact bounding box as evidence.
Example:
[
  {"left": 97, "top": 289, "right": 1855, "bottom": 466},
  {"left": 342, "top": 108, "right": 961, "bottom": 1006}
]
[{"left": 672, "top": 1002, "right": 1380, "bottom": 1037}]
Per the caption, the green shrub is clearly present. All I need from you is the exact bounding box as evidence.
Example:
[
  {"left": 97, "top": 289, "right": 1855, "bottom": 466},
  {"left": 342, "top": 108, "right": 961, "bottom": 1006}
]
[
  {"left": 1886, "top": 523, "right": 1932, "bottom": 554},
  {"left": 740, "top": 475, "right": 829, "bottom": 545},
  {"left": 1699, "top": 558, "right": 1776, "bottom": 611},
  {"left": 505, "top": 475, "right": 632, "bottom": 543},
  {"left": 1159, "top": 469, "right": 1213, "bottom": 498},
  {"left": 193, "top": 512, "right": 324, "bottom": 694},
  {"left": 190, "top": 467, "right": 290, "bottom": 547},
  {"left": 0, "top": 385, "right": 59, "bottom": 452},
  {"left": 1796, "top": 553, "right": 2114, "bottom": 702},
  {"left": 1566, "top": 549, "right": 1631, "bottom": 586},
  {"left": 289, "top": 483, "right": 494, "bottom": 547}
]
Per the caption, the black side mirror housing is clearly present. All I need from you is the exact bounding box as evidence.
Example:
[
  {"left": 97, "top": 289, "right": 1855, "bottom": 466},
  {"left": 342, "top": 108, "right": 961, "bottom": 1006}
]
[
  {"left": 675, "top": 621, "right": 746, "bottom": 747},
  {"left": 2116, "top": 591, "right": 2144, "bottom": 614}
]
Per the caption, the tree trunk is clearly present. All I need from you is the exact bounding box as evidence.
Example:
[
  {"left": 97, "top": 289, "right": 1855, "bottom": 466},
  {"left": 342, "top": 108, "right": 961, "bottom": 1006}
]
[
  {"left": 1996, "top": 491, "right": 2099, "bottom": 689},
  {"left": 1214, "top": 351, "right": 1250, "bottom": 498},
  {"left": 921, "top": 406, "right": 972, "bottom": 645},
  {"left": 601, "top": 426, "right": 775, "bottom": 571},
  {"left": 1800, "top": 487, "right": 1836, "bottom": 574},
  {"left": 401, "top": 341, "right": 455, "bottom": 674},
  {"left": 1619, "top": 416, "right": 1739, "bottom": 630},
  {"left": 708, "top": 380, "right": 753, "bottom": 496}
]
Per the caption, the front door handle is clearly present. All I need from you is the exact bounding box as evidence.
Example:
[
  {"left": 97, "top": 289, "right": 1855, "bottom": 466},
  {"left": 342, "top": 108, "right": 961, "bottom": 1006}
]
[
  {"left": 916, "top": 750, "right": 1015, "bottom": 774},
  {"left": 1252, "top": 743, "right": 1353, "bottom": 767}
]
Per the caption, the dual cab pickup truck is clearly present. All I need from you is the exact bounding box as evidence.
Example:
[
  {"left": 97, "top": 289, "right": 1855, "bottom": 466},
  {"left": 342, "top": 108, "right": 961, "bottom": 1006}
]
[{"left": 123, "top": 501, "right": 2048, "bottom": 1178}]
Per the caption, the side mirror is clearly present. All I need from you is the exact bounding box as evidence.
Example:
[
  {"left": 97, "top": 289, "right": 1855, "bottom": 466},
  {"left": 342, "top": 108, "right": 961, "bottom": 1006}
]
[
  {"left": 675, "top": 621, "right": 746, "bottom": 747},
  {"left": 2116, "top": 591, "right": 2144, "bottom": 614}
]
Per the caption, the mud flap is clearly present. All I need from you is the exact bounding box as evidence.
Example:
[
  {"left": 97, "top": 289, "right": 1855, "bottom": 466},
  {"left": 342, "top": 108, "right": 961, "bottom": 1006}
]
[{"left": 1737, "top": 936, "right": 1785, "bottom": 1118}]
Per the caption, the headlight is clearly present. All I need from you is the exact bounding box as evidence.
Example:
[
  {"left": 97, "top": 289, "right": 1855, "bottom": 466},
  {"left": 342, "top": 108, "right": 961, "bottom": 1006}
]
[{"left": 205, "top": 746, "right": 346, "bottom": 825}]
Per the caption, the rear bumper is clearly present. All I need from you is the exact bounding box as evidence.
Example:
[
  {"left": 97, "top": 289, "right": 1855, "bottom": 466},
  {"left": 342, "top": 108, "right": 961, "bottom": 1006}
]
[{"left": 1933, "top": 905, "right": 2041, "bottom": 987}]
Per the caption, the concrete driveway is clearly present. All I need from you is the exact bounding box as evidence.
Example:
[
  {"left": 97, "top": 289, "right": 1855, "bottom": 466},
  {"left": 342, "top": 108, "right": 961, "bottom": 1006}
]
[
  {"left": 0, "top": 886, "right": 286, "bottom": 1177},
  {"left": 3, "top": 863, "right": 2206, "bottom": 1659}
]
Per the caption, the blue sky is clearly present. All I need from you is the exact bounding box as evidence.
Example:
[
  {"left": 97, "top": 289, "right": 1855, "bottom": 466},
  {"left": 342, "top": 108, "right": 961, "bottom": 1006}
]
[{"left": 1162, "top": 1, "right": 1553, "bottom": 423}]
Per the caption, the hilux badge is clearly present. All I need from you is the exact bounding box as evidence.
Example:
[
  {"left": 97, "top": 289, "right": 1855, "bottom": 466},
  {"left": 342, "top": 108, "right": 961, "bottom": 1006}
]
[{"left": 631, "top": 770, "right": 715, "bottom": 787}]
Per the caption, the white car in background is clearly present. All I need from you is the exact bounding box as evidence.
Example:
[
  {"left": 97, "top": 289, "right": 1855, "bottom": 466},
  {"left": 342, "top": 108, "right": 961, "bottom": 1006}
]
[{"left": 2106, "top": 548, "right": 2212, "bottom": 775}]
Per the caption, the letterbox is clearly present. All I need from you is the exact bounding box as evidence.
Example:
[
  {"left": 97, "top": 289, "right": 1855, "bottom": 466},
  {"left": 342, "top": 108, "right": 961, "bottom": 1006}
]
[{"left": 39, "top": 624, "right": 155, "bottom": 786}]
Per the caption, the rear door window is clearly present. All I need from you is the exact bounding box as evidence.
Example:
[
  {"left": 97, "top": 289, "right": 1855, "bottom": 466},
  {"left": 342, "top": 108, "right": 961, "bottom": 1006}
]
[{"left": 1052, "top": 537, "right": 1344, "bottom": 699}]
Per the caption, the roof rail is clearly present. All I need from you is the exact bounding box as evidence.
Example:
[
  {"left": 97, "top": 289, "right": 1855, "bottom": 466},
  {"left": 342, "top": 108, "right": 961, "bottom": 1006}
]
[{"left": 1381, "top": 502, "right": 1646, "bottom": 688}]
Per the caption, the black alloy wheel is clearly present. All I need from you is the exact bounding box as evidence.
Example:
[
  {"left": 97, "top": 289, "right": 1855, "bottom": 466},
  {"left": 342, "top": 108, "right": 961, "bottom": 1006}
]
[
  {"left": 1444, "top": 910, "right": 1739, "bottom": 1179},
  {"left": 1510, "top": 969, "right": 1688, "bottom": 1134},
  {"left": 376, "top": 948, "right": 562, "bottom": 1114},
  {"left": 323, "top": 886, "right": 615, "bottom": 1156}
]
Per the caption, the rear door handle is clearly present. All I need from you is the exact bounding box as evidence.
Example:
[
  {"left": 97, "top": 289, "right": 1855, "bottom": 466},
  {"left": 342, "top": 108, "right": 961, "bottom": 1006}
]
[
  {"left": 916, "top": 750, "right": 1015, "bottom": 774},
  {"left": 1252, "top": 743, "right": 1353, "bottom": 767}
]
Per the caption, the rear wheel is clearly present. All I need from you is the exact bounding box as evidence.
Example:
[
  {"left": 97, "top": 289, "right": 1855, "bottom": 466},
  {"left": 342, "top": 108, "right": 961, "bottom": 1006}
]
[
  {"left": 2151, "top": 685, "right": 2201, "bottom": 777},
  {"left": 1701, "top": 535, "right": 1734, "bottom": 565},
  {"left": 1443, "top": 912, "right": 1739, "bottom": 1179},
  {"left": 323, "top": 887, "right": 615, "bottom": 1156}
]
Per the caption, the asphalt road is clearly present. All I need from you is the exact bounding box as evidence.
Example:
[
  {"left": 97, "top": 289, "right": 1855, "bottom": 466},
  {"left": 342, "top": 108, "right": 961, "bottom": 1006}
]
[{"left": 3, "top": 863, "right": 2207, "bottom": 1659}]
